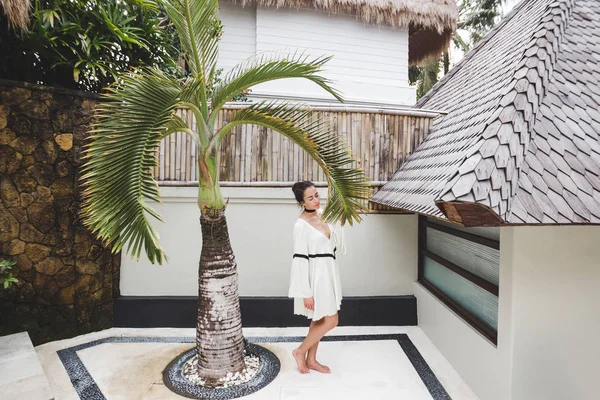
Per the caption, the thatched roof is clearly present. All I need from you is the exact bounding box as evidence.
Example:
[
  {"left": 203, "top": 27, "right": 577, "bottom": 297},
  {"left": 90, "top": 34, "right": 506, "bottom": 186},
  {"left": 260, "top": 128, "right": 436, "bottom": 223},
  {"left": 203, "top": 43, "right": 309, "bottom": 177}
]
[
  {"left": 373, "top": 0, "right": 600, "bottom": 226},
  {"left": 239, "top": 0, "right": 458, "bottom": 63},
  {"left": 0, "top": 0, "right": 30, "bottom": 30}
]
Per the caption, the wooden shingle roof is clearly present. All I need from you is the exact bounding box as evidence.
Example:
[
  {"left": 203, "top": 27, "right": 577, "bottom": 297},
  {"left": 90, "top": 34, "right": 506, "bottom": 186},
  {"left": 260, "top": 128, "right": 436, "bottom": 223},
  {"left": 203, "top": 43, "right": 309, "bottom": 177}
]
[{"left": 372, "top": 0, "right": 600, "bottom": 226}]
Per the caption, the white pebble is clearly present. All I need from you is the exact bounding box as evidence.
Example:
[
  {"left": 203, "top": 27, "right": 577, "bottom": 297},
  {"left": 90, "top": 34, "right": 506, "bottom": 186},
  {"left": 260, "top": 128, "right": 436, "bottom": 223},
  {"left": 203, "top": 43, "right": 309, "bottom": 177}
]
[{"left": 182, "top": 354, "right": 261, "bottom": 387}]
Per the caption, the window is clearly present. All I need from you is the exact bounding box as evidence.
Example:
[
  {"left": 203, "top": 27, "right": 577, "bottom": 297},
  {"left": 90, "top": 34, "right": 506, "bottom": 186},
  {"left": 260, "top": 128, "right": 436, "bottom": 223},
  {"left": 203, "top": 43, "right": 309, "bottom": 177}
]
[{"left": 418, "top": 216, "right": 500, "bottom": 344}]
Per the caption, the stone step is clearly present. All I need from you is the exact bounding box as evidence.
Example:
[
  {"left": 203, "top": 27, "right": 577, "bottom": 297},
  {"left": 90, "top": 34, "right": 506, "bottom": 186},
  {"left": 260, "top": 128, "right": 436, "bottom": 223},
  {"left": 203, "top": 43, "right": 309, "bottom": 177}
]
[{"left": 0, "top": 332, "right": 54, "bottom": 400}]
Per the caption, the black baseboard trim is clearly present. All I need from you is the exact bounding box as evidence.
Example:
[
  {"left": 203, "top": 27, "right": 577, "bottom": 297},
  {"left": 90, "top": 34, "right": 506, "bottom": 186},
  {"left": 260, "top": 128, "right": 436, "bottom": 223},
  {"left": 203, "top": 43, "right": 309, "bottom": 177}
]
[{"left": 114, "top": 296, "right": 417, "bottom": 328}]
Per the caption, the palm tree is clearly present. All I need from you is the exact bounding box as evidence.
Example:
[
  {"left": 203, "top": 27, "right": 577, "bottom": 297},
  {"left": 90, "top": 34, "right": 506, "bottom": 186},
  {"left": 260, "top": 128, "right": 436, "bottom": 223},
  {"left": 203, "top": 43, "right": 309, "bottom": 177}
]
[
  {"left": 410, "top": 0, "right": 506, "bottom": 100},
  {"left": 81, "top": 0, "right": 369, "bottom": 382}
]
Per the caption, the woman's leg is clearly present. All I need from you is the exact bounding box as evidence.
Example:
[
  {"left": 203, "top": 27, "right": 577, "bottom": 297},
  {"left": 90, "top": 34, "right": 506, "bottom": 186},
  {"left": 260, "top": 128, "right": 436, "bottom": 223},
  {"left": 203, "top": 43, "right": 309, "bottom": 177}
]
[
  {"left": 306, "top": 340, "right": 330, "bottom": 373},
  {"left": 292, "top": 314, "right": 338, "bottom": 373},
  {"left": 305, "top": 321, "right": 327, "bottom": 372}
]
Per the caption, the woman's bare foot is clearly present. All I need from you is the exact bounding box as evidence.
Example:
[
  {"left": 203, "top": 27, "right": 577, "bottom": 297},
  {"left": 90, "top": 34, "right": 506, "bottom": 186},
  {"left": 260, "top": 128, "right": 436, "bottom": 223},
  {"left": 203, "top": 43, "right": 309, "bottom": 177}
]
[
  {"left": 306, "top": 359, "right": 331, "bottom": 374},
  {"left": 292, "top": 348, "right": 310, "bottom": 374}
]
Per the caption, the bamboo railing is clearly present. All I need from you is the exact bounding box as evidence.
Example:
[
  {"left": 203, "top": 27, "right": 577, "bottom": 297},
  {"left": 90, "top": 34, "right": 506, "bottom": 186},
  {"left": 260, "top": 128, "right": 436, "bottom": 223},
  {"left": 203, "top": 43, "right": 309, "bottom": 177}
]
[{"left": 155, "top": 105, "right": 437, "bottom": 212}]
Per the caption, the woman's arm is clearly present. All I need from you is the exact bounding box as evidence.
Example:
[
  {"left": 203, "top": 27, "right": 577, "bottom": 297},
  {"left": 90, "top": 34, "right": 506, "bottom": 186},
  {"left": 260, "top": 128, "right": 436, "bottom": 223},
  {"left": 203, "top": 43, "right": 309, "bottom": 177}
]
[
  {"left": 288, "top": 223, "right": 313, "bottom": 299},
  {"left": 332, "top": 222, "right": 346, "bottom": 255}
]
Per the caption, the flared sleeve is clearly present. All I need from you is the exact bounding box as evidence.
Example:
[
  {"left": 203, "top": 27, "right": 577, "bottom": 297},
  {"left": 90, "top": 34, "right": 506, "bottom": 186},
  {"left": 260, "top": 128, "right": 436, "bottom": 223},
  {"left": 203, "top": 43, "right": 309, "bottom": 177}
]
[
  {"left": 288, "top": 222, "right": 312, "bottom": 298},
  {"left": 332, "top": 222, "right": 346, "bottom": 255}
]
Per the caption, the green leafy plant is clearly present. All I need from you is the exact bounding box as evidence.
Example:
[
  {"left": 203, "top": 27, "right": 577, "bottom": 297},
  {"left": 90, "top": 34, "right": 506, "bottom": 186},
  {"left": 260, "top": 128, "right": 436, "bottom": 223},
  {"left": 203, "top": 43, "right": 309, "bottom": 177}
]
[
  {"left": 0, "top": 0, "right": 180, "bottom": 91},
  {"left": 457, "top": 0, "right": 505, "bottom": 46},
  {"left": 409, "top": 57, "right": 442, "bottom": 99},
  {"left": 81, "top": 0, "right": 369, "bottom": 381},
  {"left": 0, "top": 259, "right": 18, "bottom": 289},
  {"left": 211, "top": 68, "right": 250, "bottom": 102},
  {"left": 410, "top": 0, "right": 506, "bottom": 99}
]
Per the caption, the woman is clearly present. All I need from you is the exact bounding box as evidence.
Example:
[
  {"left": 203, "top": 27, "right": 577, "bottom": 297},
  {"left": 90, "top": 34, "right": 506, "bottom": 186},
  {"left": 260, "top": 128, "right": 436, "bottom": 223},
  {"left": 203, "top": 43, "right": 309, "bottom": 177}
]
[{"left": 289, "top": 180, "right": 345, "bottom": 374}]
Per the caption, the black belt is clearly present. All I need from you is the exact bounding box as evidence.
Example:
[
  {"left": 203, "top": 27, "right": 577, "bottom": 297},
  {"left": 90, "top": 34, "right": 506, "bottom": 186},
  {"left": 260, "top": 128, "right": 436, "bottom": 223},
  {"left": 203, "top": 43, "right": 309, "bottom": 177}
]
[{"left": 293, "top": 247, "right": 337, "bottom": 260}]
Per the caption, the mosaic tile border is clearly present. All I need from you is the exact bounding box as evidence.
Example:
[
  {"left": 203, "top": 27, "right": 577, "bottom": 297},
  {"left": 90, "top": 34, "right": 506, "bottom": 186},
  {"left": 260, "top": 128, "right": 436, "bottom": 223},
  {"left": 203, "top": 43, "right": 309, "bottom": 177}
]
[
  {"left": 163, "top": 342, "right": 280, "bottom": 399},
  {"left": 57, "top": 334, "right": 451, "bottom": 400}
]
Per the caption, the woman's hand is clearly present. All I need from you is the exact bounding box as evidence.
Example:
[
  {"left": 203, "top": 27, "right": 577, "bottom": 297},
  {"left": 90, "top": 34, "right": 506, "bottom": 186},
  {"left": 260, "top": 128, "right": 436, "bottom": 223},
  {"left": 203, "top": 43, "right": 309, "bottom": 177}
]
[{"left": 304, "top": 297, "right": 314, "bottom": 311}]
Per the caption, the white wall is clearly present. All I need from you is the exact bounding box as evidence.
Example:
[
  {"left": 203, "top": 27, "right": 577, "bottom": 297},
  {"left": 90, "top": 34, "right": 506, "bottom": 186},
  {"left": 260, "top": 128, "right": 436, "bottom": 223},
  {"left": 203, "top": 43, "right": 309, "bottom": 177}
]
[
  {"left": 416, "top": 224, "right": 600, "bottom": 400},
  {"left": 414, "top": 225, "right": 515, "bottom": 400},
  {"left": 217, "top": 2, "right": 415, "bottom": 105},
  {"left": 415, "top": 284, "right": 511, "bottom": 400},
  {"left": 217, "top": 1, "right": 256, "bottom": 73},
  {"left": 508, "top": 226, "right": 600, "bottom": 400},
  {"left": 120, "top": 187, "right": 418, "bottom": 297}
]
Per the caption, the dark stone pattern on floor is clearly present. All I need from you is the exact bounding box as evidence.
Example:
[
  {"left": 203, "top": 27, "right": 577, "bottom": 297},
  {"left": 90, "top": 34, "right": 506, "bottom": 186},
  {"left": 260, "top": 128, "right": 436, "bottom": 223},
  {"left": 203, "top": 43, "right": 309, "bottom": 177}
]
[
  {"left": 0, "top": 81, "right": 120, "bottom": 345},
  {"left": 252, "top": 334, "right": 452, "bottom": 400},
  {"left": 163, "top": 343, "right": 280, "bottom": 399},
  {"left": 57, "top": 337, "right": 194, "bottom": 400},
  {"left": 57, "top": 334, "right": 452, "bottom": 400},
  {"left": 397, "top": 335, "right": 451, "bottom": 400}
]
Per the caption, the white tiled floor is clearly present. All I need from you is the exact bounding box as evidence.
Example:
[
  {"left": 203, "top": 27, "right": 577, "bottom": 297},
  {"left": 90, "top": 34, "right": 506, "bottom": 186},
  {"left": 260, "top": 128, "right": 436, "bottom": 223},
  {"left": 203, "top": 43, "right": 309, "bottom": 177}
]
[
  {"left": 0, "top": 332, "right": 53, "bottom": 400},
  {"left": 36, "top": 326, "right": 479, "bottom": 400}
]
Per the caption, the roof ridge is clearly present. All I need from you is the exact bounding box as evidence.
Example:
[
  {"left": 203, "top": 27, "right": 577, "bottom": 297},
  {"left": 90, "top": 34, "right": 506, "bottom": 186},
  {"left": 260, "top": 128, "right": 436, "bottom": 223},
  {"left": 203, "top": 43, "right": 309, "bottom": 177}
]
[
  {"left": 438, "top": 0, "right": 577, "bottom": 220},
  {"left": 416, "top": 0, "right": 534, "bottom": 108}
]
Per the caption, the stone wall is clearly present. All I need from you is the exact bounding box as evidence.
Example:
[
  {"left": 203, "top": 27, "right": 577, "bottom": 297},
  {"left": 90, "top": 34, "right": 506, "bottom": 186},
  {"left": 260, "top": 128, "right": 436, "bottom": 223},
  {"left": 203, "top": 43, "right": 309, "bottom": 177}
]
[{"left": 0, "top": 80, "right": 120, "bottom": 345}]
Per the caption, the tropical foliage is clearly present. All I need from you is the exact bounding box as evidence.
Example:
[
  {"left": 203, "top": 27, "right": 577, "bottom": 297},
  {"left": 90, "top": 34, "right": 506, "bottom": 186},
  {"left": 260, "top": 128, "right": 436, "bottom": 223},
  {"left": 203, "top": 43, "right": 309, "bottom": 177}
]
[
  {"left": 457, "top": 0, "right": 505, "bottom": 45},
  {"left": 410, "top": 0, "right": 506, "bottom": 99},
  {"left": 409, "top": 56, "right": 442, "bottom": 100},
  {"left": 0, "top": 0, "right": 180, "bottom": 91},
  {"left": 0, "top": 259, "right": 18, "bottom": 289},
  {"left": 81, "top": 0, "right": 369, "bottom": 380}
]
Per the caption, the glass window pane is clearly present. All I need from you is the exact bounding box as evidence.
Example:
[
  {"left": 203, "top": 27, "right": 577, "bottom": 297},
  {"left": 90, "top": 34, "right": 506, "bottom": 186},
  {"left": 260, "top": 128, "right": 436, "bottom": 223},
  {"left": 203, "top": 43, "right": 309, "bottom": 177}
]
[
  {"left": 426, "top": 228, "right": 500, "bottom": 285},
  {"left": 428, "top": 218, "right": 500, "bottom": 241},
  {"left": 424, "top": 257, "right": 498, "bottom": 332}
]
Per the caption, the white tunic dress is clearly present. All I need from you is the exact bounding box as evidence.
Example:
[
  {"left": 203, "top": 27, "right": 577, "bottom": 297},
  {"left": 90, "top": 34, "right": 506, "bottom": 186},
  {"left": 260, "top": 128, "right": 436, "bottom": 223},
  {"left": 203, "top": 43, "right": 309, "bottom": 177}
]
[{"left": 288, "top": 217, "right": 345, "bottom": 321}]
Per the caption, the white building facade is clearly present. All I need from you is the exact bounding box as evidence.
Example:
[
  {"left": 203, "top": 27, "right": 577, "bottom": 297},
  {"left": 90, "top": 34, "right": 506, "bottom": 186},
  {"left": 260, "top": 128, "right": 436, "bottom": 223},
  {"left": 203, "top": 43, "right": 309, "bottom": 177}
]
[
  {"left": 416, "top": 225, "right": 600, "bottom": 400},
  {"left": 217, "top": 1, "right": 414, "bottom": 106}
]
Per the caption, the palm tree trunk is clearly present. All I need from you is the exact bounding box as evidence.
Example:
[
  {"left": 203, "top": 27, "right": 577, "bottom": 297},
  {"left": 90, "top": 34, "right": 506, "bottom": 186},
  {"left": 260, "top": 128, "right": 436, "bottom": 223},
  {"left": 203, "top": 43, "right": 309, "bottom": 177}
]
[
  {"left": 443, "top": 50, "right": 450, "bottom": 75},
  {"left": 196, "top": 208, "right": 245, "bottom": 380}
]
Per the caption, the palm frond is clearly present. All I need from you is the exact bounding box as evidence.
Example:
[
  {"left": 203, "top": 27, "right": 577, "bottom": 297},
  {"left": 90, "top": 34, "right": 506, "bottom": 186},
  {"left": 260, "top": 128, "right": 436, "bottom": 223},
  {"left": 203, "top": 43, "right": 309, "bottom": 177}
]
[
  {"left": 81, "top": 68, "right": 183, "bottom": 264},
  {"left": 160, "top": 0, "right": 220, "bottom": 79},
  {"left": 212, "top": 101, "right": 370, "bottom": 225},
  {"left": 209, "top": 52, "right": 343, "bottom": 122},
  {"left": 180, "top": 75, "right": 204, "bottom": 104},
  {"left": 452, "top": 32, "right": 470, "bottom": 53}
]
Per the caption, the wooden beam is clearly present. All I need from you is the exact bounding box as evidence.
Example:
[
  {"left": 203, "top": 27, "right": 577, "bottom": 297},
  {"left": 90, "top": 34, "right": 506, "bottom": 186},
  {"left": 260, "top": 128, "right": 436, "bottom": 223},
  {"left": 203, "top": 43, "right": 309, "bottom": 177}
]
[{"left": 436, "top": 201, "right": 504, "bottom": 227}]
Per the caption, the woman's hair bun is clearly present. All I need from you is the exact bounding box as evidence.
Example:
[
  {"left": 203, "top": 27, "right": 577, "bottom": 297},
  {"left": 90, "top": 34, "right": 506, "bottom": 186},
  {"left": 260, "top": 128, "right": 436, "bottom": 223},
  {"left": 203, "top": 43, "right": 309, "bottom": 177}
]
[{"left": 292, "top": 181, "right": 315, "bottom": 204}]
